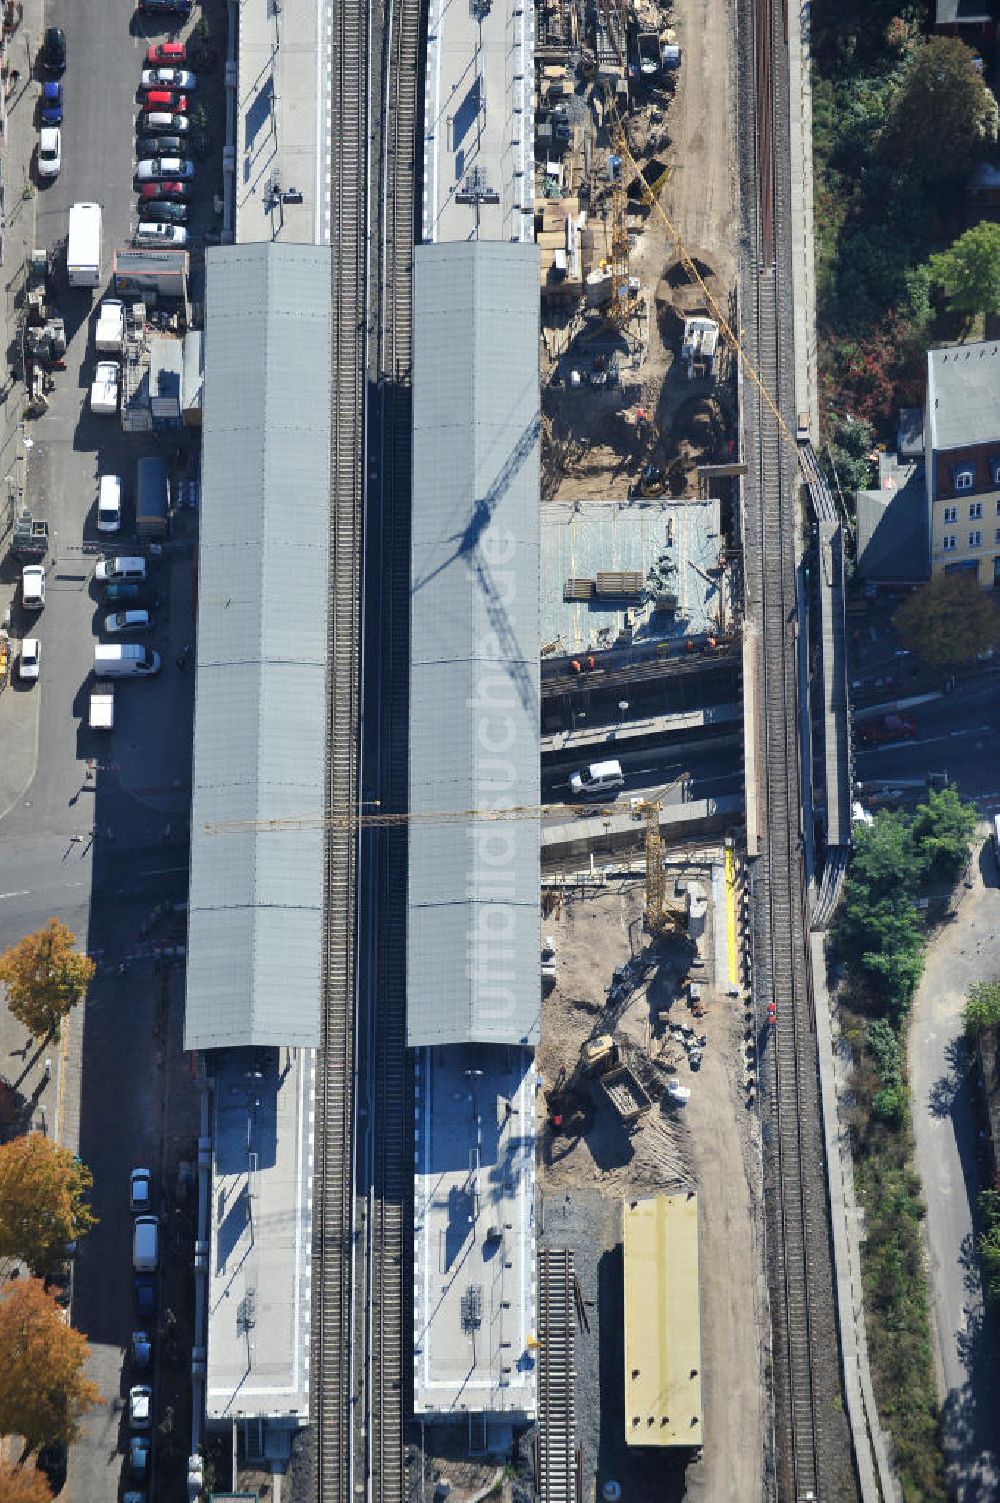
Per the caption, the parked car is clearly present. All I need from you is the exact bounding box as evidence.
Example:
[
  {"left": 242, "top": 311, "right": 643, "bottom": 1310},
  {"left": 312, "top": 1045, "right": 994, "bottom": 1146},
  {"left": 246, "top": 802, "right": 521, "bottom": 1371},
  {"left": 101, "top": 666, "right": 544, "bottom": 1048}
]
[
  {"left": 135, "top": 156, "right": 194, "bottom": 182},
  {"left": 139, "top": 200, "right": 187, "bottom": 224},
  {"left": 140, "top": 111, "right": 190, "bottom": 134},
  {"left": 140, "top": 67, "right": 196, "bottom": 90},
  {"left": 142, "top": 90, "right": 188, "bottom": 113},
  {"left": 37, "top": 127, "right": 61, "bottom": 178},
  {"left": 129, "top": 1168, "right": 153, "bottom": 1211},
  {"left": 96, "top": 474, "right": 123, "bottom": 532},
  {"left": 133, "top": 1273, "right": 157, "bottom": 1316},
  {"left": 129, "top": 1385, "right": 152, "bottom": 1430},
  {"left": 105, "top": 580, "right": 142, "bottom": 604},
  {"left": 137, "top": 134, "right": 186, "bottom": 158},
  {"left": 41, "top": 26, "right": 65, "bottom": 75},
  {"left": 139, "top": 180, "right": 190, "bottom": 202},
  {"left": 128, "top": 1436, "right": 150, "bottom": 1479},
  {"left": 21, "top": 564, "right": 45, "bottom": 610},
  {"left": 105, "top": 610, "right": 152, "bottom": 635},
  {"left": 857, "top": 713, "right": 917, "bottom": 746},
  {"left": 43, "top": 1258, "right": 72, "bottom": 1305},
  {"left": 134, "top": 221, "right": 188, "bottom": 247},
  {"left": 40, "top": 80, "right": 63, "bottom": 123},
  {"left": 146, "top": 41, "right": 186, "bottom": 64},
  {"left": 131, "top": 1330, "right": 152, "bottom": 1371},
  {"left": 95, "top": 555, "right": 147, "bottom": 584},
  {"left": 18, "top": 638, "right": 40, "bottom": 682}
]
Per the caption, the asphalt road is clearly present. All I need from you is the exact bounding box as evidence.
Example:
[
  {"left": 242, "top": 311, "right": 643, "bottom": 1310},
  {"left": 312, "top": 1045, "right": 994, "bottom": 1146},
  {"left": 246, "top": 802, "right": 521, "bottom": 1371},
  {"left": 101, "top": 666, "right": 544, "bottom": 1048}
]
[
  {"left": 908, "top": 846, "right": 1000, "bottom": 1501},
  {"left": 540, "top": 742, "right": 743, "bottom": 806},
  {"left": 0, "top": 2, "right": 202, "bottom": 1499},
  {"left": 853, "top": 672, "right": 1000, "bottom": 810}
]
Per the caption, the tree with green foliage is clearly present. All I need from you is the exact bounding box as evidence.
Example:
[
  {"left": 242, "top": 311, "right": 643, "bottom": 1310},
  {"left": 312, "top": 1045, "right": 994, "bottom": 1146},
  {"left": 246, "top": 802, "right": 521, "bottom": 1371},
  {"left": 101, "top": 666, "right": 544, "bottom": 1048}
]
[
  {"left": 911, "top": 786, "right": 979, "bottom": 885},
  {"left": 849, "top": 811, "right": 918, "bottom": 901},
  {"left": 928, "top": 221, "right": 1000, "bottom": 324},
  {"left": 965, "top": 981, "right": 1000, "bottom": 1038},
  {"left": 978, "top": 1189, "right": 1000, "bottom": 1307},
  {"left": 894, "top": 573, "right": 1000, "bottom": 667},
  {"left": 881, "top": 37, "right": 998, "bottom": 181}
]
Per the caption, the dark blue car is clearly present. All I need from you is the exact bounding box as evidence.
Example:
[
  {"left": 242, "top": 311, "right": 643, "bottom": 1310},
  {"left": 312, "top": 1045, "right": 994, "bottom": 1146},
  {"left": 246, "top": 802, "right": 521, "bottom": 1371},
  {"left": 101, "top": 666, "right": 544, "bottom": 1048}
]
[
  {"left": 41, "top": 81, "right": 63, "bottom": 124},
  {"left": 133, "top": 1273, "right": 157, "bottom": 1316}
]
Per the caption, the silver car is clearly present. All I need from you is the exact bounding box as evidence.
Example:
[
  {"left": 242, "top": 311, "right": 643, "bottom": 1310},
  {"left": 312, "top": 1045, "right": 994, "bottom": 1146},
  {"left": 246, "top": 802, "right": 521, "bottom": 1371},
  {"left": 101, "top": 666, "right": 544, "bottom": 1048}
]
[{"left": 104, "top": 610, "right": 152, "bottom": 635}]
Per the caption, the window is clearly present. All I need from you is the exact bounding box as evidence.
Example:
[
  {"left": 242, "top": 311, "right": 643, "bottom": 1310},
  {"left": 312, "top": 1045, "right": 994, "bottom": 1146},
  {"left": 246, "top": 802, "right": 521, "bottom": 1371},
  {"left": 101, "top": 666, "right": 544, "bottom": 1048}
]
[
  {"left": 971, "top": 502, "right": 983, "bottom": 519},
  {"left": 991, "top": 458, "right": 1000, "bottom": 488},
  {"left": 955, "top": 467, "right": 975, "bottom": 491},
  {"left": 943, "top": 534, "right": 957, "bottom": 551},
  {"left": 944, "top": 505, "right": 958, "bottom": 523},
  {"left": 970, "top": 530, "right": 983, "bottom": 548},
  {"left": 995, "top": 529, "right": 1000, "bottom": 545}
]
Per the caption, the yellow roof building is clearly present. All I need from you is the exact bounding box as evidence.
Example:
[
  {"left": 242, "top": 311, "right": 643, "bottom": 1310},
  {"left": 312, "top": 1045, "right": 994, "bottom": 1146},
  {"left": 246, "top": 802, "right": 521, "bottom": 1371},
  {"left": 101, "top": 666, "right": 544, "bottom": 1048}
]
[{"left": 623, "top": 1192, "right": 703, "bottom": 1448}]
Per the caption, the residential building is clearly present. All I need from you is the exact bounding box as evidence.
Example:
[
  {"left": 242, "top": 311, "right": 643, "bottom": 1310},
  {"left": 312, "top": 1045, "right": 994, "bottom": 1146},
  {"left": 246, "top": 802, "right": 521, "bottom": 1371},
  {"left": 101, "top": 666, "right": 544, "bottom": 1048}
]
[
  {"left": 933, "top": 0, "right": 997, "bottom": 43},
  {"left": 925, "top": 340, "right": 1000, "bottom": 588}
]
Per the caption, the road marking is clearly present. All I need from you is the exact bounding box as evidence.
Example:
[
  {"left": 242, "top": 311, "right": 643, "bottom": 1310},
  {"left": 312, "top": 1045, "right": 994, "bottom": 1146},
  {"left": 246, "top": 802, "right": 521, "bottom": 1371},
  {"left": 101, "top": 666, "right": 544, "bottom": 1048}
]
[{"left": 0, "top": 891, "right": 30, "bottom": 900}]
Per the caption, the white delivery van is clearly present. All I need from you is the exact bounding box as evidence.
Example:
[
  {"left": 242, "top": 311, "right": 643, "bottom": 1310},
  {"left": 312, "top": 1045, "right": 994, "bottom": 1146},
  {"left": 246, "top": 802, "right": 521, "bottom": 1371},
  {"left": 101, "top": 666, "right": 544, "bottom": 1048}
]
[
  {"left": 94, "top": 299, "right": 124, "bottom": 353},
  {"left": 569, "top": 759, "right": 625, "bottom": 797},
  {"left": 67, "top": 202, "right": 102, "bottom": 289},
  {"left": 132, "top": 1215, "right": 158, "bottom": 1272},
  {"left": 94, "top": 643, "right": 161, "bottom": 678},
  {"left": 95, "top": 555, "right": 147, "bottom": 584}
]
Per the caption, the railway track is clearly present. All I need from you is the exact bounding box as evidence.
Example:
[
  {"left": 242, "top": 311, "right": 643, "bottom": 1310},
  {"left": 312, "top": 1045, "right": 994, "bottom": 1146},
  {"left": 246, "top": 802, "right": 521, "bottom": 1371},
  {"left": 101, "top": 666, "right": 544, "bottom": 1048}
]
[
  {"left": 537, "top": 1249, "right": 577, "bottom": 1503},
  {"left": 360, "top": 0, "right": 421, "bottom": 1493},
  {"left": 314, "top": 0, "right": 369, "bottom": 1491},
  {"left": 739, "top": 0, "right": 856, "bottom": 1496}
]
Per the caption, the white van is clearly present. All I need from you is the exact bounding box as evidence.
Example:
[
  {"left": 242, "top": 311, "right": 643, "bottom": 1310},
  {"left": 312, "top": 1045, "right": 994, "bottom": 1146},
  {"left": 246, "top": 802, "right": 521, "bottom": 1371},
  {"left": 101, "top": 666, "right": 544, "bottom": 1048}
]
[
  {"left": 569, "top": 759, "right": 625, "bottom": 797},
  {"left": 95, "top": 555, "right": 147, "bottom": 584},
  {"left": 94, "top": 643, "right": 161, "bottom": 678},
  {"left": 96, "top": 475, "right": 123, "bottom": 533},
  {"left": 132, "top": 1215, "right": 158, "bottom": 1272}
]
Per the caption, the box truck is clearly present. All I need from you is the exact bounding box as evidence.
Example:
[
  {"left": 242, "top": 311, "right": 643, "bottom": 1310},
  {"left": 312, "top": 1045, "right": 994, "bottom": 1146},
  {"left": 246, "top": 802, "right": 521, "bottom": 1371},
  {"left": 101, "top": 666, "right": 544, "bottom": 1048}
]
[{"left": 67, "top": 202, "right": 102, "bottom": 289}]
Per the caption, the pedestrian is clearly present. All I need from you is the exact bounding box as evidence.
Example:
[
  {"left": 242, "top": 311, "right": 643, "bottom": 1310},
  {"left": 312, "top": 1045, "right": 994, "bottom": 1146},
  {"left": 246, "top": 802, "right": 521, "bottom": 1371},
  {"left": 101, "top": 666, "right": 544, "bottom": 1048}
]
[
  {"left": 570, "top": 658, "right": 581, "bottom": 675},
  {"left": 43, "top": 1058, "right": 51, "bottom": 1080}
]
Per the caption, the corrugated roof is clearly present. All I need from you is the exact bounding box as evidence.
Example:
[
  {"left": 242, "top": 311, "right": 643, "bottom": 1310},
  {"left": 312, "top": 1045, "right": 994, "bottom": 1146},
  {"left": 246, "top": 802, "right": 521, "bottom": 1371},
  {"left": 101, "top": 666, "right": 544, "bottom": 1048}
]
[
  {"left": 623, "top": 1193, "right": 703, "bottom": 1449},
  {"left": 185, "top": 243, "right": 331, "bottom": 1053},
  {"left": 927, "top": 341, "right": 1000, "bottom": 453},
  {"left": 408, "top": 242, "right": 541, "bottom": 1048}
]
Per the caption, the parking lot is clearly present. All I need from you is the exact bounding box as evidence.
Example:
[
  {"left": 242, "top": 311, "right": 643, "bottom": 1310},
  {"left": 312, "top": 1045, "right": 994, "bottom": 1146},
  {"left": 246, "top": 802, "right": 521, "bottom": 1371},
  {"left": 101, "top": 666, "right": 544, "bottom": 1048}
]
[{"left": 0, "top": 0, "right": 224, "bottom": 1497}]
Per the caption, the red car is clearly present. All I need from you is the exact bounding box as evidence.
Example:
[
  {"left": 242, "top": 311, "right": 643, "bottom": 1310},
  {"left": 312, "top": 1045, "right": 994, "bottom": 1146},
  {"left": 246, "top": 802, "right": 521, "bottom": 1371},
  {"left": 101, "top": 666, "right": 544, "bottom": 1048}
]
[
  {"left": 146, "top": 41, "right": 186, "bottom": 64},
  {"left": 858, "top": 714, "right": 917, "bottom": 746},
  {"left": 139, "top": 180, "right": 190, "bottom": 201},
  {"left": 143, "top": 90, "right": 187, "bottom": 112}
]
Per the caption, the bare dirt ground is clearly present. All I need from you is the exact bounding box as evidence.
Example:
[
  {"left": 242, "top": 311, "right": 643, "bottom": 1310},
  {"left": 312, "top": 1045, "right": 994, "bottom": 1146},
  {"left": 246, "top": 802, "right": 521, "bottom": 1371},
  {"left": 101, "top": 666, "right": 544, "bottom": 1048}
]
[
  {"left": 537, "top": 868, "right": 766, "bottom": 1503},
  {"left": 541, "top": 0, "right": 738, "bottom": 504}
]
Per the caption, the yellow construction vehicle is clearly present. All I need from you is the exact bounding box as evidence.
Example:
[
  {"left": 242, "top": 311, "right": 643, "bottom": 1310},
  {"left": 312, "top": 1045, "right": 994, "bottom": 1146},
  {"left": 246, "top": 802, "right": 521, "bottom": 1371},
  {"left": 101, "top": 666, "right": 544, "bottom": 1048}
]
[{"left": 632, "top": 771, "right": 689, "bottom": 935}]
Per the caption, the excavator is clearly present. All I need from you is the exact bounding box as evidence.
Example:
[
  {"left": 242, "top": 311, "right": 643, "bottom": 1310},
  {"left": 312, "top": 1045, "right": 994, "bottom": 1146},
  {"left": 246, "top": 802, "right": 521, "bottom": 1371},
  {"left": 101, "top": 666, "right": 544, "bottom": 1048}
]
[{"left": 545, "top": 1034, "right": 617, "bottom": 1134}]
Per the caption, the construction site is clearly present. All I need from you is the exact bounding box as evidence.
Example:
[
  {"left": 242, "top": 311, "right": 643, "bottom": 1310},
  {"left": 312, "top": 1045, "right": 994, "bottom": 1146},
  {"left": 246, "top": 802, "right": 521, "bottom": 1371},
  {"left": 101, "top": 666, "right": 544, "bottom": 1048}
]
[{"left": 536, "top": 0, "right": 737, "bottom": 511}]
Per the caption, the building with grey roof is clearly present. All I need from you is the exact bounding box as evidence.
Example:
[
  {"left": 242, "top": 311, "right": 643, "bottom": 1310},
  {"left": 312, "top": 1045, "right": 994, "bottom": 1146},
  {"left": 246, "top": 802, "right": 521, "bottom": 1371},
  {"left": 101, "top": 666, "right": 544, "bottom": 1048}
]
[
  {"left": 205, "top": 1047, "right": 313, "bottom": 1438},
  {"left": 412, "top": 1045, "right": 536, "bottom": 1425},
  {"left": 422, "top": 0, "right": 533, "bottom": 242},
  {"left": 856, "top": 455, "right": 929, "bottom": 583},
  {"left": 185, "top": 242, "right": 331, "bottom": 1054},
  {"left": 924, "top": 340, "right": 1000, "bottom": 588},
  {"left": 408, "top": 239, "right": 541, "bottom": 1050}
]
